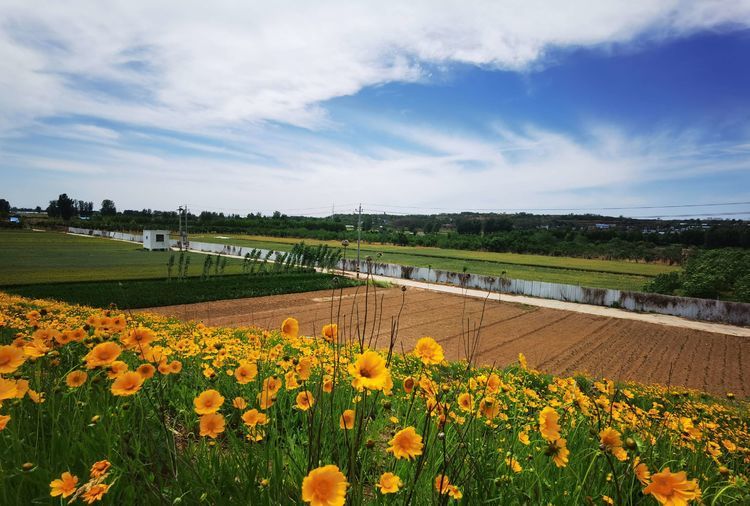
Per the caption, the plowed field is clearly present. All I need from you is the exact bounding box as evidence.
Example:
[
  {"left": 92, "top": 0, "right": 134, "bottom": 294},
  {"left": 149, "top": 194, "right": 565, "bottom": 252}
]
[{"left": 143, "top": 286, "right": 749, "bottom": 396}]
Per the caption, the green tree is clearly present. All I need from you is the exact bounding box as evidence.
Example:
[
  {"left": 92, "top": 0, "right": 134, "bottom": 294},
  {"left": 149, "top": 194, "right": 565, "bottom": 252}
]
[{"left": 101, "top": 199, "right": 117, "bottom": 216}]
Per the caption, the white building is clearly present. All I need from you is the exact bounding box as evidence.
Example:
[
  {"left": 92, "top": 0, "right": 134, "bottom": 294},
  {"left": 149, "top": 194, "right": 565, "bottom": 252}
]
[{"left": 143, "top": 230, "right": 170, "bottom": 251}]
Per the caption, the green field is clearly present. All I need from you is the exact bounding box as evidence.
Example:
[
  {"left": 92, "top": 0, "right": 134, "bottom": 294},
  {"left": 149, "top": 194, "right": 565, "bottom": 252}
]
[
  {"left": 191, "top": 233, "right": 679, "bottom": 291},
  {"left": 0, "top": 230, "right": 248, "bottom": 285},
  {"left": 3, "top": 272, "right": 357, "bottom": 308},
  {"left": 0, "top": 230, "right": 357, "bottom": 307}
]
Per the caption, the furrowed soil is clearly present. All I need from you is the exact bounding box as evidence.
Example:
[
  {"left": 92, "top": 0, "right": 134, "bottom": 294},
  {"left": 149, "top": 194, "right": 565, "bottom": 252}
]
[{"left": 142, "top": 287, "right": 750, "bottom": 397}]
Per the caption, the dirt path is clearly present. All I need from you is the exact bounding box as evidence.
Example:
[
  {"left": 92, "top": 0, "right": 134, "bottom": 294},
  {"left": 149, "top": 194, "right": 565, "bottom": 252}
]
[{"left": 142, "top": 286, "right": 750, "bottom": 397}]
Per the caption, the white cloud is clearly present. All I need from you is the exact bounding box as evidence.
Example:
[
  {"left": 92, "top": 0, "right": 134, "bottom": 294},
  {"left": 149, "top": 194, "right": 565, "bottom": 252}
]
[{"left": 1, "top": 0, "right": 749, "bottom": 133}]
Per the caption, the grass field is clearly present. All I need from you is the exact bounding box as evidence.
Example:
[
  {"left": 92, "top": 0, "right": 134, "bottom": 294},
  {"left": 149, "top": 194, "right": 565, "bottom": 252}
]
[
  {"left": 2, "top": 272, "right": 357, "bottom": 309},
  {"left": 0, "top": 230, "right": 247, "bottom": 285},
  {"left": 191, "top": 234, "right": 679, "bottom": 291}
]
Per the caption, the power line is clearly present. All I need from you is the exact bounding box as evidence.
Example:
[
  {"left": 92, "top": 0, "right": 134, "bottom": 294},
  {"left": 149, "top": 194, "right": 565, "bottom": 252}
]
[{"left": 361, "top": 201, "right": 750, "bottom": 213}]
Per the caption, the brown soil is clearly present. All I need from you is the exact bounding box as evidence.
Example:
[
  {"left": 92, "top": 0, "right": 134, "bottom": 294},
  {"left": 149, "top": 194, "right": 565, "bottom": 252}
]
[{"left": 142, "top": 286, "right": 750, "bottom": 397}]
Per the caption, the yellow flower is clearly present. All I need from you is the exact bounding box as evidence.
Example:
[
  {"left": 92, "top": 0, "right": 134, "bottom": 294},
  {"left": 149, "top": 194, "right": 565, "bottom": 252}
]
[
  {"left": 340, "top": 409, "right": 355, "bottom": 430},
  {"left": 0, "top": 345, "right": 25, "bottom": 373},
  {"left": 643, "top": 468, "right": 700, "bottom": 505},
  {"left": 296, "top": 356, "right": 313, "bottom": 381},
  {"left": 457, "top": 393, "right": 473, "bottom": 412},
  {"left": 387, "top": 427, "right": 424, "bottom": 460},
  {"left": 85, "top": 342, "right": 122, "bottom": 369},
  {"left": 82, "top": 483, "right": 110, "bottom": 504},
  {"left": 506, "top": 456, "right": 523, "bottom": 473},
  {"left": 296, "top": 390, "right": 315, "bottom": 411},
  {"left": 199, "top": 413, "right": 225, "bottom": 438},
  {"left": 49, "top": 471, "right": 78, "bottom": 498},
  {"left": 518, "top": 352, "right": 528, "bottom": 370},
  {"left": 194, "top": 389, "right": 225, "bottom": 414},
  {"left": 301, "top": 465, "right": 348, "bottom": 506},
  {"left": 479, "top": 397, "right": 501, "bottom": 419},
  {"left": 348, "top": 350, "right": 391, "bottom": 391},
  {"left": 281, "top": 317, "right": 299, "bottom": 339},
  {"left": 376, "top": 472, "right": 402, "bottom": 494},
  {"left": 633, "top": 457, "right": 651, "bottom": 486},
  {"left": 600, "top": 427, "right": 628, "bottom": 461},
  {"left": 66, "top": 370, "right": 88, "bottom": 388},
  {"left": 235, "top": 361, "right": 258, "bottom": 384},
  {"left": 722, "top": 439, "right": 736, "bottom": 452},
  {"left": 321, "top": 323, "right": 338, "bottom": 342},
  {"left": 546, "top": 438, "right": 569, "bottom": 468},
  {"left": 110, "top": 371, "right": 145, "bottom": 396},
  {"left": 518, "top": 431, "right": 530, "bottom": 445},
  {"left": 435, "top": 474, "right": 451, "bottom": 494},
  {"left": 413, "top": 337, "right": 444, "bottom": 365},
  {"left": 539, "top": 406, "right": 561, "bottom": 442}
]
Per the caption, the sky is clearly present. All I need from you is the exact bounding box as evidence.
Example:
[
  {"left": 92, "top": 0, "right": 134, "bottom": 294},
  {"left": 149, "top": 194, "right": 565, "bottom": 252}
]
[{"left": 1, "top": 1, "right": 749, "bottom": 219}]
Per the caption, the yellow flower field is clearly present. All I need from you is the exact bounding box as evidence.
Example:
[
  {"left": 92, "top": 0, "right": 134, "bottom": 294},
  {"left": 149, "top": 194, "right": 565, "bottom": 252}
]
[{"left": 0, "top": 291, "right": 748, "bottom": 504}]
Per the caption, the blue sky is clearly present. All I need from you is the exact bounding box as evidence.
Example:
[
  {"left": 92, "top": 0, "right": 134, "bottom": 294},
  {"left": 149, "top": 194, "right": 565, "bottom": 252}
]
[{"left": 1, "top": 1, "right": 749, "bottom": 218}]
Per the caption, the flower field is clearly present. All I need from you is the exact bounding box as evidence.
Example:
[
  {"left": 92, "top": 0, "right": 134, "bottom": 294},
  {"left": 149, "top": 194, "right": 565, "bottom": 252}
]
[{"left": 0, "top": 291, "right": 748, "bottom": 505}]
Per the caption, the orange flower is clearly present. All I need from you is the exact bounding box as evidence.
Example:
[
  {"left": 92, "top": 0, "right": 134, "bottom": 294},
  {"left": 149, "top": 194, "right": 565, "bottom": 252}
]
[
  {"left": 49, "top": 471, "right": 78, "bottom": 498},
  {"left": 539, "top": 407, "right": 561, "bottom": 442},
  {"left": 296, "top": 390, "right": 315, "bottom": 411},
  {"left": 235, "top": 361, "right": 258, "bottom": 384},
  {"left": 263, "top": 376, "right": 283, "bottom": 396},
  {"left": 90, "top": 460, "right": 111, "bottom": 478},
  {"left": 435, "top": 474, "right": 451, "bottom": 494},
  {"left": 106, "top": 360, "right": 129, "bottom": 379},
  {"left": 0, "top": 378, "right": 19, "bottom": 400},
  {"left": 643, "top": 468, "right": 700, "bottom": 505},
  {"left": 121, "top": 327, "right": 156, "bottom": 349},
  {"left": 168, "top": 360, "right": 182, "bottom": 374},
  {"left": 301, "top": 465, "right": 348, "bottom": 506},
  {"left": 376, "top": 472, "right": 402, "bottom": 494},
  {"left": 111, "top": 371, "right": 145, "bottom": 396},
  {"left": 281, "top": 317, "right": 299, "bottom": 339},
  {"left": 340, "top": 409, "right": 355, "bottom": 430},
  {"left": 403, "top": 376, "right": 415, "bottom": 394},
  {"left": 296, "top": 356, "right": 313, "bottom": 381},
  {"left": 82, "top": 483, "right": 110, "bottom": 504},
  {"left": 66, "top": 370, "right": 88, "bottom": 388},
  {"left": 0, "top": 414, "right": 10, "bottom": 431},
  {"left": 387, "top": 427, "right": 423, "bottom": 460},
  {"left": 199, "top": 413, "right": 225, "bottom": 438},
  {"left": 85, "top": 342, "right": 122, "bottom": 369},
  {"left": 600, "top": 427, "right": 628, "bottom": 461},
  {"left": 0, "top": 345, "right": 25, "bottom": 373},
  {"left": 321, "top": 323, "right": 338, "bottom": 342},
  {"left": 347, "top": 351, "right": 391, "bottom": 391},
  {"left": 413, "top": 337, "right": 444, "bottom": 365},
  {"left": 233, "top": 397, "right": 248, "bottom": 410},
  {"left": 194, "top": 389, "right": 225, "bottom": 414},
  {"left": 242, "top": 409, "right": 269, "bottom": 427},
  {"left": 137, "top": 363, "right": 156, "bottom": 379}
]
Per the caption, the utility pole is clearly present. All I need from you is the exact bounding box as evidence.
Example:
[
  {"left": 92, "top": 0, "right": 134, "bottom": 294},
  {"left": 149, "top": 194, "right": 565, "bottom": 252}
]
[
  {"left": 178, "top": 206, "right": 183, "bottom": 250},
  {"left": 356, "top": 203, "right": 362, "bottom": 279},
  {"left": 183, "top": 205, "right": 189, "bottom": 250}
]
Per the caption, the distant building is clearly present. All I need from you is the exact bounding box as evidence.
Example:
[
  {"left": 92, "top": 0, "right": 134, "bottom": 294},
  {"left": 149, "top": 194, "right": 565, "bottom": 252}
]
[
  {"left": 595, "top": 223, "right": 612, "bottom": 230},
  {"left": 143, "top": 230, "right": 170, "bottom": 251}
]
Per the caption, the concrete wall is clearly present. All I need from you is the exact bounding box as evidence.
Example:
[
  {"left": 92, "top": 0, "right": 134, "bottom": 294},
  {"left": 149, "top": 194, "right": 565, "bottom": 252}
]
[
  {"left": 68, "top": 227, "right": 143, "bottom": 243},
  {"left": 340, "top": 258, "right": 750, "bottom": 326},
  {"left": 66, "top": 228, "right": 750, "bottom": 325}
]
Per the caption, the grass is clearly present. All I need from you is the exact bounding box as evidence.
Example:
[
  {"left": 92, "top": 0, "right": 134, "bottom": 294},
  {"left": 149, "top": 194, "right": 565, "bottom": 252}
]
[
  {"left": 0, "top": 293, "right": 746, "bottom": 504},
  {"left": 191, "top": 234, "right": 679, "bottom": 291},
  {"left": 2, "top": 272, "right": 358, "bottom": 309},
  {"left": 0, "top": 230, "right": 246, "bottom": 286}
]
